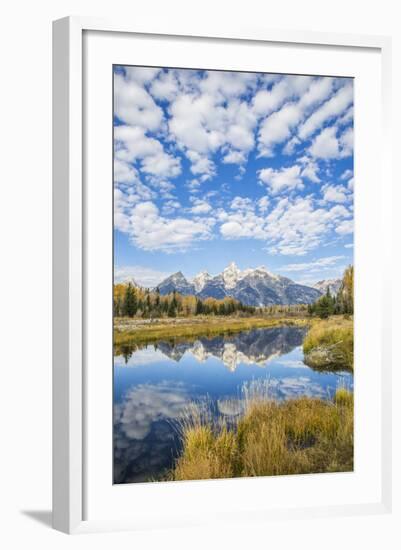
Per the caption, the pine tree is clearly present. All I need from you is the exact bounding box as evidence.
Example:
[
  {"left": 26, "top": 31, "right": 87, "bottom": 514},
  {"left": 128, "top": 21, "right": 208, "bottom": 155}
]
[
  {"left": 195, "top": 298, "right": 203, "bottom": 315},
  {"left": 218, "top": 302, "right": 226, "bottom": 315},
  {"left": 155, "top": 287, "right": 160, "bottom": 308},
  {"left": 167, "top": 299, "right": 177, "bottom": 317},
  {"left": 123, "top": 283, "right": 137, "bottom": 317}
]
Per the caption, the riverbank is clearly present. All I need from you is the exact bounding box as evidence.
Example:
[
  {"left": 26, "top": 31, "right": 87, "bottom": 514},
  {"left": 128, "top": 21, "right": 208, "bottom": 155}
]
[
  {"left": 169, "top": 388, "right": 353, "bottom": 481},
  {"left": 303, "top": 316, "right": 353, "bottom": 371},
  {"left": 114, "top": 315, "right": 310, "bottom": 345}
]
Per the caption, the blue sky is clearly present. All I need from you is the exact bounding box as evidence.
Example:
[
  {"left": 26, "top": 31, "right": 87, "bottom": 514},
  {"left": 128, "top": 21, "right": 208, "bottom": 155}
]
[{"left": 114, "top": 66, "right": 354, "bottom": 287}]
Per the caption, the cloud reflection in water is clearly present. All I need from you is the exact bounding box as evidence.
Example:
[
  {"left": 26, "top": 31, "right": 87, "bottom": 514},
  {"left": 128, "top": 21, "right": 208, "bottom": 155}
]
[{"left": 113, "top": 326, "right": 352, "bottom": 483}]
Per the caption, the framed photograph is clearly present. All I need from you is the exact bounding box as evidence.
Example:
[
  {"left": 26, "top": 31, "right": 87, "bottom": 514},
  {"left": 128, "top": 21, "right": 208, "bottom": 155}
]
[{"left": 52, "top": 17, "right": 392, "bottom": 534}]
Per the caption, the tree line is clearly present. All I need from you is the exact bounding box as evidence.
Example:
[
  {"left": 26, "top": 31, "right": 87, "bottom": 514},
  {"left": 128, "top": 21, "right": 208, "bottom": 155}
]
[
  {"left": 307, "top": 265, "right": 354, "bottom": 319},
  {"left": 114, "top": 283, "right": 256, "bottom": 318},
  {"left": 114, "top": 265, "right": 353, "bottom": 320}
]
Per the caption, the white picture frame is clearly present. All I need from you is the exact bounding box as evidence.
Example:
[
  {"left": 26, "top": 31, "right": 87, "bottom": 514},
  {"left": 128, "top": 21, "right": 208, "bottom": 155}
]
[{"left": 52, "top": 16, "right": 392, "bottom": 534}]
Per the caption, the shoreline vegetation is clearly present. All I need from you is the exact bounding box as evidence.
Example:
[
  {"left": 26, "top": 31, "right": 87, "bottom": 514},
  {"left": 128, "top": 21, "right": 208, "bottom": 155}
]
[
  {"left": 113, "top": 265, "right": 353, "bottom": 354},
  {"left": 114, "top": 314, "right": 309, "bottom": 346},
  {"left": 303, "top": 316, "right": 353, "bottom": 371},
  {"left": 168, "top": 387, "right": 353, "bottom": 481},
  {"left": 113, "top": 315, "right": 353, "bottom": 373},
  {"left": 113, "top": 265, "right": 354, "bottom": 481}
]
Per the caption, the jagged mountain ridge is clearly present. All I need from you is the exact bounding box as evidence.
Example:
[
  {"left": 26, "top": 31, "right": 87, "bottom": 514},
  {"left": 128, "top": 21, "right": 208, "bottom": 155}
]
[
  {"left": 156, "top": 262, "right": 322, "bottom": 306},
  {"left": 312, "top": 278, "right": 342, "bottom": 296}
]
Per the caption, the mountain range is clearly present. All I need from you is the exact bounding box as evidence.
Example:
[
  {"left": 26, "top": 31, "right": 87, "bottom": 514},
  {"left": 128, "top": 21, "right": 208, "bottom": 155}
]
[
  {"left": 312, "top": 278, "right": 342, "bottom": 296},
  {"left": 156, "top": 262, "right": 323, "bottom": 306}
]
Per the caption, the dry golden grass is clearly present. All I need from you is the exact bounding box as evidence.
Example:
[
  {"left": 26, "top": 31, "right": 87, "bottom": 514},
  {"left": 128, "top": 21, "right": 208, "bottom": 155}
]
[
  {"left": 170, "top": 388, "right": 353, "bottom": 481},
  {"left": 114, "top": 315, "right": 309, "bottom": 346},
  {"left": 303, "top": 316, "right": 353, "bottom": 371}
]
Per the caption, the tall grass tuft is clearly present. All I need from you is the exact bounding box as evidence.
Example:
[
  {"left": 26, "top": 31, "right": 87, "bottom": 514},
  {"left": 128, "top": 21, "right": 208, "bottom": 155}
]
[
  {"left": 303, "top": 316, "right": 353, "bottom": 371},
  {"left": 170, "top": 386, "right": 353, "bottom": 481}
]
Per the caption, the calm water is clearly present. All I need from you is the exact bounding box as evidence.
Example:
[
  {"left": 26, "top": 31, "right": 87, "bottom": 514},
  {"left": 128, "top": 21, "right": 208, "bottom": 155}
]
[{"left": 113, "top": 326, "right": 353, "bottom": 484}]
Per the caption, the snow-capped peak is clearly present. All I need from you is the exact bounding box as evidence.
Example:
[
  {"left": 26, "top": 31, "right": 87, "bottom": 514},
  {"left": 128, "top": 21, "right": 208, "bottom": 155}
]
[
  {"left": 156, "top": 262, "right": 321, "bottom": 305},
  {"left": 121, "top": 276, "right": 139, "bottom": 287},
  {"left": 222, "top": 262, "right": 242, "bottom": 289},
  {"left": 169, "top": 271, "right": 187, "bottom": 282},
  {"left": 253, "top": 265, "right": 279, "bottom": 279},
  {"left": 233, "top": 264, "right": 279, "bottom": 282},
  {"left": 313, "top": 278, "right": 342, "bottom": 295},
  {"left": 192, "top": 270, "right": 212, "bottom": 292}
]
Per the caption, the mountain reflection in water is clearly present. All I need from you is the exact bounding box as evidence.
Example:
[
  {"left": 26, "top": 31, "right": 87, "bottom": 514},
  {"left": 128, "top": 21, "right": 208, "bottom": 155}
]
[
  {"left": 117, "top": 325, "right": 308, "bottom": 372},
  {"left": 113, "top": 326, "right": 353, "bottom": 484}
]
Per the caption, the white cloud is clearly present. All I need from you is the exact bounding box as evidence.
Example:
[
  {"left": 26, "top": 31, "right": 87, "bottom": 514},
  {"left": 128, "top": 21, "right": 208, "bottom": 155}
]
[
  {"left": 230, "top": 196, "right": 254, "bottom": 211},
  {"left": 309, "top": 125, "right": 353, "bottom": 160},
  {"left": 169, "top": 93, "right": 222, "bottom": 154},
  {"left": 336, "top": 219, "right": 354, "bottom": 235},
  {"left": 226, "top": 122, "right": 255, "bottom": 151},
  {"left": 281, "top": 255, "right": 345, "bottom": 272},
  {"left": 124, "top": 67, "right": 161, "bottom": 84},
  {"left": 348, "top": 177, "right": 354, "bottom": 191},
  {"left": 252, "top": 78, "right": 292, "bottom": 117},
  {"left": 257, "top": 77, "right": 335, "bottom": 156},
  {"left": 114, "top": 188, "right": 136, "bottom": 233},
  {"left": 340, "top": 169, "right": 353, "bottom": 180},
  {"left": 322, "top": 184, "right": 349, "bottom": 203},
  {"left": 114, "top": 158, "right": 139, "bottom": 185},
  {"left": 264, "top": 197, "right": 351, "bottom": 255},
  {"left": 186, "top": 150, "right": 216, "bottom": 179},
  {"left": 328, "top": 204, "right": 350, "bottom": 217},
  {"left": 252, "top": 75, "right": 312, "bottom": 118},
  {"left": 114, "top": 72, "right": 164, "bottom": 131},
  {"left": 114, "top": 168, "right": 156, "bottom": 234},
  {"left": 337, "top": 106, "right": 354, "bottom": 126},
  {"left": 114, "top": 265, "right": 170, "bottom": 287},
  {"left": 115, "top": 125, "right": 181, "bottom": 181},
  {"left": 258, "top": 103, "right": 302, "bottom": 157},
  {"left": 309, "top": 126, "right": 340, "bottom": 158},
  {"left": 298, "top": 83, "right": 353, "bottom": 139},
  {"left": 258, "top": 165, "right": 303, "bottom": 194},
  {"left": 222, "top": 149, "right": 247, "bottom": 164},
  {"left": 149, "top": 70, "right": 180, "bottom": 101},
  {"left": 257, "top": 196, "right": 270, "bottom": 213},
  {"left": 124, "top": 201, "right": 215, "bottom": 252},
  {"left": 283, "top": 136, "right": 301, "bottom": 155},
  {"left": 186, "top": 178, "right": 202, "bottom": 193},
  {"left": 217, "top": 194, "right": 351, "bottom": 256},
  {"left": 161, "top": 70, "right": 262, "bottom": 179},
  {"left": 190, "top": 199, "right": 213, "bottom": 214},
  {"left": 162, "top": 200, "right": 181, "bottom": 215},
  {"left": 140, "top": 151, "right": 181, "bottom": 179},
  {"left": 339, "top": 127, "right": 354, "bottom": 157},
  {"left": 116, "top": 69, "right": 352, "bottom": 189},
  {"left": 220, "top": 218, "right": 265, "bottom": 239},
  {"left": 115, "top": 125, "right": 159, "bottom": 159},
  {"left": 299, "top": 156, "right": 321, "bottom": 183},
  {"left": 199, "top": 71, "right": 257, "bottom": 99},
  {"left": 113, "top": 69, "right": 354, "bottom": 257},
  {"left": 298, "top": 77, "right": 334, "bottom": 110},
  {"left": 219, "top": 204, "right": 267, "bottom": 239}
]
